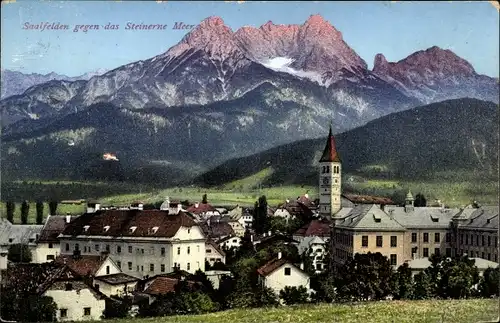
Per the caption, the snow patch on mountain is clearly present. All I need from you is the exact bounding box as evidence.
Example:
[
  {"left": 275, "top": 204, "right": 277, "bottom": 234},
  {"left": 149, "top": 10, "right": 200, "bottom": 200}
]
[{"left": 260, "top": 57, "right": 324, "bottom": 85}]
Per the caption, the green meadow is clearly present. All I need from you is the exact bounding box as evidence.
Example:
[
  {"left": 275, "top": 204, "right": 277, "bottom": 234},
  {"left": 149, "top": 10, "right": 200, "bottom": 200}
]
[{"left": 96, "top": 299, "right": 498, "bottom": 323}]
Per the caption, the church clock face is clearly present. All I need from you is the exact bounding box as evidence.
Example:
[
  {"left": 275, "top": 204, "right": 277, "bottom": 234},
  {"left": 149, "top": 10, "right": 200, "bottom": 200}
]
[{"left": 323, "top": 177, "right": 329, "bottom": 185}]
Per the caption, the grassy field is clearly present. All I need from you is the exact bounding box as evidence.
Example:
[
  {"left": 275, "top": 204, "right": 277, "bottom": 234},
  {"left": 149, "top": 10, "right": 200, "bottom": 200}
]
[
  {"left": 0, "top": 202, "right": 86, "bottom": 224},
  {"left": 99, "top": 299, "right": 499, "bottom": 323}
]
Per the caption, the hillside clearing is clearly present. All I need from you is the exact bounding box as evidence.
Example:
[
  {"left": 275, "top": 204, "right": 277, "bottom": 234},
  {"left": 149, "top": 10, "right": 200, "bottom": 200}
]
[{"left": 101, "top": 299, "right": 498, "bottom": 323}]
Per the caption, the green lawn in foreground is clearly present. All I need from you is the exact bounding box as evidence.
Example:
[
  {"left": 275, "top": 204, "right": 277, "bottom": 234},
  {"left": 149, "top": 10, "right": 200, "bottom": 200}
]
[{"left": 99, "top": 299, "right": 498, "bottom": 323}]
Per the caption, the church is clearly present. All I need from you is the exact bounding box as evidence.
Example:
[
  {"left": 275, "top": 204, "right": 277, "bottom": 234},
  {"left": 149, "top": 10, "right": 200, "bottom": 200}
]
[{"left": 316, "top": 127, "right": 498, "bottom": 268}]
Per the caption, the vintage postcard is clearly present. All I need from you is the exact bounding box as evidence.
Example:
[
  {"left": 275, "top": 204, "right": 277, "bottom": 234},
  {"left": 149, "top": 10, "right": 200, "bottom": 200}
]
[{"left": 0, "top": 1, "right": 499, "bottom": 322}]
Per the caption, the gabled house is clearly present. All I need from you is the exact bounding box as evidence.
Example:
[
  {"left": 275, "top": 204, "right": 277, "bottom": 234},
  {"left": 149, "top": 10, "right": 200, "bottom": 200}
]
[
  {"left": 297, "top": 236, "right": 328, "bottom": 273},
  {"left": 0, "top": 218, "right": 43, "bottom": 252},
  {"left": 35, "top": 215, "right": 79, "bottom": 263},
  {"left": 257, "top": 252, "right": 310, "bottom": 296},
  {"left": 253, "top": 232, "right": 299, "bottom": 250},
  {"left": 93, "top": 273, "right": 140, "bottom": 297},
  {"left": 217, "top": 235, "right": 242, "bottom": 249},
  {"left": 201, "top": 219, "right": 235, "bottom": 240},
  {"left": 186, "top": 202, "right": 220, "bottom": 221},
  {"left": 138, "top": 274, "right": 200, "bottom": 304},
  {"left": 55, "top": 254, "right": 121, "bottom": 277},
  {"left": 205, "top": 239, "right": 226, "bottom": 266},
  {"left": 4, "top": 262, "right": 106, "bottom": 321}
]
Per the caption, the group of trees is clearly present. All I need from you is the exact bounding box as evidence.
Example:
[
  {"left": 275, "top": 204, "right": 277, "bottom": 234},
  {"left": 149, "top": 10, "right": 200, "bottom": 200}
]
[
  {"left": 312, "top": 253, "right": 499, "bottom": 303},
  {"left": 4, "top": 200, "right": 58, "bottom": 224}
]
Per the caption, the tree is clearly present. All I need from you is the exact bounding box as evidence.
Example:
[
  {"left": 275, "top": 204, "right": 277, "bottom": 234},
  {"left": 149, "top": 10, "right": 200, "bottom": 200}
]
[
  {"left": 414, "top": 193, "right": 427, "bottom": 207},
  {"left": 413, "top": 271, "right": 433, "bottom": 299},
  {"left": 21, "top": 200, "right": 30, "bottom": 224},
  {"left": 48, "top": 200, "right": 58, "bottom": 215},
  {"left": 479, "top": 267, "right": 499, "bottom": 297},
  {"left": 202, "top": 194, "right": 208, "bottom": 204},
  {"left": 279, "top": 286, "right": 309, "bottom": 305},
  {"left": 254, "top": 286, "right": 279, "bottom": 307},
  {"left": 36, "top": 201, "right": 44, "bottom": 224},
  {"left": 8, "top": 244, "right": 32, "bottom": 263},
  {"left": 104, "top": 296, "right": 133, "bottom": 318},
  {"left": 392, "top": 262, "right": 414, "bottom": 300},
  {"left": 6, "top": 201, "right": 15, "bottom": 223},
  {"left": 252, "top": 195, "right": 270, "bottom": 234},
  {"left": 335, "top": 252, "right": 394, "bottom": 302}
]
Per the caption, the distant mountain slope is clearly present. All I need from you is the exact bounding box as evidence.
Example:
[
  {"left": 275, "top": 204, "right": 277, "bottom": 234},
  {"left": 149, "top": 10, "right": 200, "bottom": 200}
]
[
  {"left": 195, "top": 98, "right": 499, "bottom": 187},
  {"left": 0, "top": 68, "right": 107, "bottom": 99}
]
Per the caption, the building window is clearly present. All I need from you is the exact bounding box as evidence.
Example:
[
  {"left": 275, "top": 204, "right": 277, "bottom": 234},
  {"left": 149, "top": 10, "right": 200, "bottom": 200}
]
[
  {"left": 482, "top": 236, "right": 485, "bottom": 246},
  {"left": 65, "top": 283, "right": 73, "bottom": 291},
  {"left": 141, "top": 249, "right": 144, "bottom": 254},
  {"left": 60, "top": 309, "right": 68, "bottom": 318},
  {"left": 128, "top": 262, "right": 132, "bottom": 270},
  {"left": 95, "top": 244, "right": 100, "bottom": 252},
  {"left": 376, "top": 236, "right": 383, "bottom": 247},
  {"left": 460, "top": 234, "right": 464, "bottom": 244},
  {"left": 361, "top": 236, "right": 368, "bottom": 247},
  {"left": 48, "top": 243, "right": 53, "bottom": 248},
  {"left": 390, "top": 236, "right": 397, "bottom": 248},
  {"left": 411, "top": 233, "right": 417, "bottom": 243},
  {"left": 141, "top": 265, "right": 144, "bottom": 272},
  {"left": 434, "top": 248, "right": 440, "bottom": 256},
  {"left": 466, "top": 235, "right": 469, "bottom": 245},
  {"left": 117, "top": 261, "right": 121, "bottom": 269},
  {"left": 482, "top": 252, "right": 485, "bottom": 259},
  {"left": 187, "top": 263, "right": 190, "bottom": 271},
  {"left": 106, "top": 245, "right": 110, "bottom": 252},
  {"left": 411, "top": 247, "right": 418, "bottom": 257},
  {"left": 488, "top": 253, "right": 491, "bottom": 261},
  {"left": 423, "top": 248, "right": 429, "bottom": 257},
  {"left": 150, "top": 264, "right": 154, "bottom": 272},
  {"left": 106, "top": 266, "right": 110, "bottom": 275},
  {"left": 446, "top": 248, "right": 452, "bottom": 257},
  {"left": 177, "top": 247, "right": 181, "bottom": 255},
  {"left": 161, "top": 247, "right": 165, "bottom": 256},
  {"left": 445, "top": 233, "right": 451, "bottom": 243},
  {"left": 84, "top": 307, "right": 91, "bottom": 316},
  {"left": 423, "top": 233, "right": 429, "bottom": 243},
  {"left": 161, "top": 264, "right": 165, "bottom": 272},
  {"left": 476, "top": 235, "right": 479, "bottom": 246},
  {"left": 390, "top": 254, "right": 397, "bottom": 266},
  {"left": 47, "top": 255, "right": 55, "bottom": 261},
  {"left": 434, "top": 233, "right": 440, "bottom": 243},
  {"left": 65, "top": 243, "right": 70, "bottom": 251},
  {"left": 488, "top": 236, "right": 491, "bottom": 247},
  {"left": 187, "top": 246, "right": 190, "bottom": 255},
  {"left": 117, "top": 246, "right": 121, "bottom": 253},
  {"left": 284, "top": 267, "right": 291, "bottom": 276},
  {"left": 128, "top": 246, "right": 132, "bottom": 253}
]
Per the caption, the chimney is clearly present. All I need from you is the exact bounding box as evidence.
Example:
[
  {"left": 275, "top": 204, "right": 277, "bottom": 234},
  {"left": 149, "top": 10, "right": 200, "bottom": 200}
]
[
  {"left": 250, "top": 234, "right": 254, "bottom": 242},
  {"left": 207, "top": 219, "right": 211, "bottom": 227},
  {"left": 66, "top": 215, "right": 71, "bottom": 223},
  {"left": 278, "top": 252, "right": 282, "bottom": 259},
  {"left": 305, "top": 193, "right": 309, "bottom": 199},
  {"left": 300, "top": 263, "right": 304, "bottom": 270},
  {"left": 195, "top": 203, "right": 199, "bottom": 208}
]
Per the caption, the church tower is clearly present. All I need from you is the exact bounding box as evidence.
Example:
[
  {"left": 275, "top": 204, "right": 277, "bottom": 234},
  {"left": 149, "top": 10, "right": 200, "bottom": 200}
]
[{"left": 319, "top": 125, "right": 342, "bottom": 219}]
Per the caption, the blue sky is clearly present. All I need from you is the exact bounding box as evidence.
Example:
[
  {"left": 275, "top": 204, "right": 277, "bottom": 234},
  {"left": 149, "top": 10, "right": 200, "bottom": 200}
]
[{"left": 1, "top": 1, "right": 498, "bottom": 77}]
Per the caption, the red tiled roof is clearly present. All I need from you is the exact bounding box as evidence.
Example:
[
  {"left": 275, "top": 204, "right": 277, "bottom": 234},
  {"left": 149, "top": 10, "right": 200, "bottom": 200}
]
[
  {"left": 319, "top": 126, "right": 341, "bottom": 163},
  {"left": 343, "top": 194, "right": 394, "bottom": 205},
  {"left": 257, "top": 258, "right": 289, "bottom": 276},
  {"left": 55, "top": 255, "right": 107, "bottom": 276},
  {"left": 201, "top": 222, "right": 235, "bottom": 238},
  {"left": 186, "top": 203, "right": 216, "bottom": 214},
  {"left": 38, "top": 215, "right": 78, "bottom": 243},
  {"left": 143, "top": 276, "right": 197, "bottom": 296},
  {"left": 295, "top": 219, "right": 331, "bottom": 237},
  {"left": 61, "top": 210, "right": 197, "bottom": 238}
]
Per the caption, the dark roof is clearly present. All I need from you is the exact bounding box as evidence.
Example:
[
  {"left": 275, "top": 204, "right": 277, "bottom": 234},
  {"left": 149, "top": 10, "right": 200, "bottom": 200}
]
[
  {"left": 201, "top": 221, "right": 235, "bottom": 238},
  {"left": 4, "top": 262, "right": 105, "bottom": 299},
  {"left": 61, "top": 210, "right": 197, "bottom": 238},
  {"left": 55, "top": 255, "right": 108, "bottom": 276},
  {"left": 294, "top": 219, "right": 331, "bottom": 237},
  {"left": 319, "top": 126, "right": 341, "bottom": 163},
  {"left": 343, "top": 194, "right": 394, "bottom": 205},
  {"left": 143, "top": 276, "right": 197, "bottom": 296},
  {"left": 257, "top": 258, "right": 289, "bottom": 276},
  {"left": 186, "top": 203, "right": 216, "bottom": 214},
  {"left": 38, "top": 215, "right": 79, "bottom": 243},
  {"left": 255, "top": 233, "right": 298, "bottom": 247},
  {"left": 207, "top": 239, "right": 226, "bottom": 257},
  {"left": 95, "top": 273, "right": 139, "bottom": 285}
]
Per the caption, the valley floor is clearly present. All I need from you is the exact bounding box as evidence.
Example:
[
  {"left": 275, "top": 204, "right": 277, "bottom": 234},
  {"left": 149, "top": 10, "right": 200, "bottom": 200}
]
[{"left": 100, "top": 299, "right": 498, "bottom": 323}]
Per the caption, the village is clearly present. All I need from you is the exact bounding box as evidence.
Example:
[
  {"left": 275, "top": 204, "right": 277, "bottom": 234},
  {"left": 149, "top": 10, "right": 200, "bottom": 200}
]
[{"left": 0, "top": 128, "right": 498, "bottom": 322}]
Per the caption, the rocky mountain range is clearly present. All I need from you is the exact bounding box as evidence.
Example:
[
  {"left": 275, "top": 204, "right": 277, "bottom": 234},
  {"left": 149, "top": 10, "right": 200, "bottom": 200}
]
[
  {"left": 0, "top": 68, "right": 108, "bottom": 100},
  {"left": 1, "top": 15, "right": 498, "bottom": 183}
]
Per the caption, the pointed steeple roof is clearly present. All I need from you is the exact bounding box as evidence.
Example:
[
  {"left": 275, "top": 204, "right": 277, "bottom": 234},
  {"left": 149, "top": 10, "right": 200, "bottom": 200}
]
[
  {"left": 319, "top": 125, "right": 341, "bottom": 162},
  {"left": 406, "top": 189, "right": 414, "bottom": 201}
]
